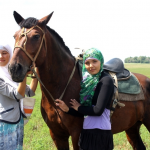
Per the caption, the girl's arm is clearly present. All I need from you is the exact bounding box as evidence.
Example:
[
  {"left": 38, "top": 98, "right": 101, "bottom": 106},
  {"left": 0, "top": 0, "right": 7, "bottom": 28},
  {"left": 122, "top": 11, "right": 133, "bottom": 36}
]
[
  {"left": 18, "top": 67, "right": 39, "bottom": 97},
  {"left": 77, "top": 76, "right": 114, "bottom": 116},
  {"left": 17, "top": 76, "right": 27, "bottom": 97},
  {"left": 29, "top": 67, "right": 39, "bottom": 93}
]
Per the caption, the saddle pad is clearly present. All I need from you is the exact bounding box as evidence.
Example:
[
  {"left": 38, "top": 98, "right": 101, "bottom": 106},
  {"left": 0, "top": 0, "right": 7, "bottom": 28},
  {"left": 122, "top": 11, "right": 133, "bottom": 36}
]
[
  {"left": 112, "top": 85, "right": 145, "bottom": 101},
  {"left": 118, "top": 85, "right": 145, "bottom": 101},
  {"left": 118, "top": 73, "right": 140, "bottom": 94}
]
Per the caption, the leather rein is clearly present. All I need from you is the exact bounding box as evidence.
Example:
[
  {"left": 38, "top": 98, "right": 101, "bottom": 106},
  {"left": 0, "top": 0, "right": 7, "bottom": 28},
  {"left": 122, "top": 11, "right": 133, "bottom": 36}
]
[{"left": 14, "top": 25, "right": 77, "bottom": 116}]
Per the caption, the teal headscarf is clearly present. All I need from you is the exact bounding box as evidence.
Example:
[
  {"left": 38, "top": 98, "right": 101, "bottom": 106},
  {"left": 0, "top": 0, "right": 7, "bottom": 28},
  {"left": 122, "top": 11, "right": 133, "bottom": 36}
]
[{"left": 80, "top": 48, "right": 104, "bottom": 106}]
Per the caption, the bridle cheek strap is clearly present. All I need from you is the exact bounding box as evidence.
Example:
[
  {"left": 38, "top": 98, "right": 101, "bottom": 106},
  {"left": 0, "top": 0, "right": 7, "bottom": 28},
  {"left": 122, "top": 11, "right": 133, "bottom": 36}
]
[{"left": 14, "top": 25, "right": 47, "bottom": 68}]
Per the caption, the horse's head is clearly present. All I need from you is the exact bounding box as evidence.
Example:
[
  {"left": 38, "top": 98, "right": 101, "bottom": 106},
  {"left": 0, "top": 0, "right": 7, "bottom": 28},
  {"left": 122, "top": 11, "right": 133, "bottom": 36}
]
[{"left": 9, "top": 11, "right": 53, "bottom": 82}]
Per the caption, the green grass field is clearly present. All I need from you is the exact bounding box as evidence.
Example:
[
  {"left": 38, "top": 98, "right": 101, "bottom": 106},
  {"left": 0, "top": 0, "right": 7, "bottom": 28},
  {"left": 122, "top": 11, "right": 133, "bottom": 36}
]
[{"left": 24, "top": 63, "right": 150, "bottom": 150}]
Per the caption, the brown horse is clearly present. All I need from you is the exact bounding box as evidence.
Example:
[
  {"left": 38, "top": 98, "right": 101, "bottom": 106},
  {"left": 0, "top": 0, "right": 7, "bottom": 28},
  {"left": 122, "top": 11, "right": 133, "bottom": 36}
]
[{"left": 9, "top": 11, "right": 150, "bottom": 150}]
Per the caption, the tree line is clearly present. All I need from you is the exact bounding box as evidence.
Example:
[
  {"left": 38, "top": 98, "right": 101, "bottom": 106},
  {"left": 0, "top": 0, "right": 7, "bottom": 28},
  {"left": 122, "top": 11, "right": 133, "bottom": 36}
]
[{"left": 124, "top": 56, "right": 150, "bottom": 63}]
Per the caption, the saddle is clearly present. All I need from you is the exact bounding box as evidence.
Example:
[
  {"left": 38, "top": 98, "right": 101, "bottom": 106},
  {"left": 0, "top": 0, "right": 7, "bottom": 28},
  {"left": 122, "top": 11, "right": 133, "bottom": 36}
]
[
  {"left": 104, "top": 58, "right": 141, "bottom": 94},
  {"left": 103, "top": 58, "right": 131, "bottom": 80}
]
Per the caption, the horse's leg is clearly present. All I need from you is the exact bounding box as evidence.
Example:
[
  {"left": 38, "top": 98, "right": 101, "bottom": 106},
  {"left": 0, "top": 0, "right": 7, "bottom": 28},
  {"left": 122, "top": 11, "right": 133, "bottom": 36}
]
[
  {"left": 143, "top": 117, "right": 150, "bottom": 132},
  {"left": 41, "top": 106, "right": 70, "bottom": 149},
  {"left": 41, "top": 100, "right": 69, "bottom": 150},
  {"left": 125, "top": 121, "right": 146, "bottom": 150},
  {"left": 70, "top": 131, "right": 80, "bottom": 150},
  {"left": 142, "top": 107, "right": 150, "bottom": 132},
  {"left": 49, "top": 129, "right": 70, "bottom": 150}
]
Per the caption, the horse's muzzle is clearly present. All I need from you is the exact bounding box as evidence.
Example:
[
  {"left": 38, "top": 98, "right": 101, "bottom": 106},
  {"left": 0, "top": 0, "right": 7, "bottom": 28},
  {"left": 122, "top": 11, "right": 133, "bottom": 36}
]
[{"left": 8, "top": 63, "right": 28, "bottom": 82}]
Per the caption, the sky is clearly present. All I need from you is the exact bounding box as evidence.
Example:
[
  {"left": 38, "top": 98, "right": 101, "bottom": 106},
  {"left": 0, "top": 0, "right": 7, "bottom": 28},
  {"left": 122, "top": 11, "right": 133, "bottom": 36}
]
[{"left": 0, "top": 0, "right": 150, "bottom": 62}]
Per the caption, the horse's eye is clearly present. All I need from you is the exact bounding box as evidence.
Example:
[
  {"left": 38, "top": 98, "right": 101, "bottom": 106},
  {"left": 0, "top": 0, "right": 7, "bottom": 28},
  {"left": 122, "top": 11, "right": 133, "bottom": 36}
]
[{"left": 33, "top": 34, "right": 40, "bottom": 40}]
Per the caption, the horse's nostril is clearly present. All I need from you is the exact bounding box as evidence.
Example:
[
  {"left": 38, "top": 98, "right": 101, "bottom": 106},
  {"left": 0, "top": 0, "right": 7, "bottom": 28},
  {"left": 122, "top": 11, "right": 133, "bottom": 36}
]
[
  {"left": 8, "top": 63, "right": 23, "bottom": 77},
  {"left": 8, "top": 63, "right": 27, "bottom": 82},
  {"left": 16, "top": 63, "right": 22, "bottom": 71},
  {"left": 14, "top": 63, "right": 23, "bottom": 76}
]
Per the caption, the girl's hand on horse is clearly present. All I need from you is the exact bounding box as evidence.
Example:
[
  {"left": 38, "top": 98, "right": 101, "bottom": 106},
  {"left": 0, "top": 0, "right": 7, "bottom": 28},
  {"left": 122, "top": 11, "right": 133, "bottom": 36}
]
[
  {"left": 27, "top": 67, "right": 39, "bottom": 77},
  {"left": 35, "top": 67, "right": 39, "bottom": 76},
  {"left": 27, "top": 70, "right": 32, "bottom": 75},
  {"left": 70, "top": 99, "right": 81, "bottom": 111},
  {"left": 55, "top": 99, "right": 69, "bottom": 112}
]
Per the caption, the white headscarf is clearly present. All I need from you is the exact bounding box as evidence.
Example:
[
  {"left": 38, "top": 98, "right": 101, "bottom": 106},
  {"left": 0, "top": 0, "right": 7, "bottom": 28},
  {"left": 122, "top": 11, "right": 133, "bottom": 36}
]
[{"left": 0, "top": 43, "right": 18, "bottom": 88}]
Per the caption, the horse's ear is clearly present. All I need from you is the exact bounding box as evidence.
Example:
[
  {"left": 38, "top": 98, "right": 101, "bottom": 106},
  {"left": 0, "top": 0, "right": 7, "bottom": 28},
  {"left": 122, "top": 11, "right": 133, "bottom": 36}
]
[
  {"left": 38, "top": 12, "right": 54, "bottom": 25},
  {"left": 13, "top": 11, "right": 24, "bottom": 25}
]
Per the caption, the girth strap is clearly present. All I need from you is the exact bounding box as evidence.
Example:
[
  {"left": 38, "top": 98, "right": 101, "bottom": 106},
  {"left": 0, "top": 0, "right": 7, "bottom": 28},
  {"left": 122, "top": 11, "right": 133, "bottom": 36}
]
[{"left": 109, "top": 71, "right": 125, "bottom": 122}]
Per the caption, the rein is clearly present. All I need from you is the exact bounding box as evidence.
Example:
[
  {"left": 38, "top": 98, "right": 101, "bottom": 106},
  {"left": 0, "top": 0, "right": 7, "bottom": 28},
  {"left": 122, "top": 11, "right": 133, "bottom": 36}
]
[
  {"left": 14, "top": 25, "right": 78, "bottom": 120},
  {"left": 30, "top": 59, "right": 78, "bottom": 102}
]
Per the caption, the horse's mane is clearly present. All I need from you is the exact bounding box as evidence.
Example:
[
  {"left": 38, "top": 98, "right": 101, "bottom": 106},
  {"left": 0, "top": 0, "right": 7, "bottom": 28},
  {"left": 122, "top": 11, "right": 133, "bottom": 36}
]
[
  {"left": 19, "top": 17, "right": 73, "bottom": 57},
  {"left": 46, "top": 26, "right": 73, "bottom": 56}
]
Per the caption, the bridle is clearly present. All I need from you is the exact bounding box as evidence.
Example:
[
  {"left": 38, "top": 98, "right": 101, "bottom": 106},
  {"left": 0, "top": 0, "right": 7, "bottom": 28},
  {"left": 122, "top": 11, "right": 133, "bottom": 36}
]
[
  {"left": 14, "top": 25, "right": 78, "bottom": 120},
  {"left": 14, "top": 25, "right": 47, "bottom": 68}
]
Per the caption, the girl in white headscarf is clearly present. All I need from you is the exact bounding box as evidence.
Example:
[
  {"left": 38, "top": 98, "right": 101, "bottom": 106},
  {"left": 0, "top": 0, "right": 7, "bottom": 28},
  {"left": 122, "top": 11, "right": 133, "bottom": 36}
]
[
  {"left": 0, "top": 43, "right": 18, "bottom": 87},
  {"left": 0, "top": 42, "right": 38, "bottom": 150}
]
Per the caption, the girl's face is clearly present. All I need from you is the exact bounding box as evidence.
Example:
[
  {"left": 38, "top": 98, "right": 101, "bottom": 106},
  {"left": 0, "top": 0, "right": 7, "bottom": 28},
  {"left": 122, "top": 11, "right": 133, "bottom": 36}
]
[
  {"left": 85, "top": 58, "right": 101, "bottom": 75},
  {"left": 0, "top": 50, "right": 10, "bottom": 66}
]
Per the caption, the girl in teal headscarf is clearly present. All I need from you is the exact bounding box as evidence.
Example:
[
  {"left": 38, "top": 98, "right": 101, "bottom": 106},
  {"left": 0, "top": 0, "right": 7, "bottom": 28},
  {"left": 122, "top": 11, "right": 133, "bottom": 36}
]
[
  {"left": 80, "top": 48, "right": 104, "bottom": 106},
  {"left": 55, "top": 48, "right": 114, "bottom": 150}
]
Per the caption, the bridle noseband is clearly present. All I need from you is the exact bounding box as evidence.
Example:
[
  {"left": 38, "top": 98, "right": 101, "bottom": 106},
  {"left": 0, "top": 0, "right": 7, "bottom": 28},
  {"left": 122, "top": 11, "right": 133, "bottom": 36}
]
[{"left": 14, "top": 25, "right": 47, "bottom": 67}]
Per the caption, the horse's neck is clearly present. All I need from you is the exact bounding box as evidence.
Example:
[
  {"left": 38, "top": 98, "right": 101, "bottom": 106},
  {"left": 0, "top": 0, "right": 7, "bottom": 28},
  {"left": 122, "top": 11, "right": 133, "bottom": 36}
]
[{"left": 39, "top": 35, "right": 75, "bottom": 99}]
